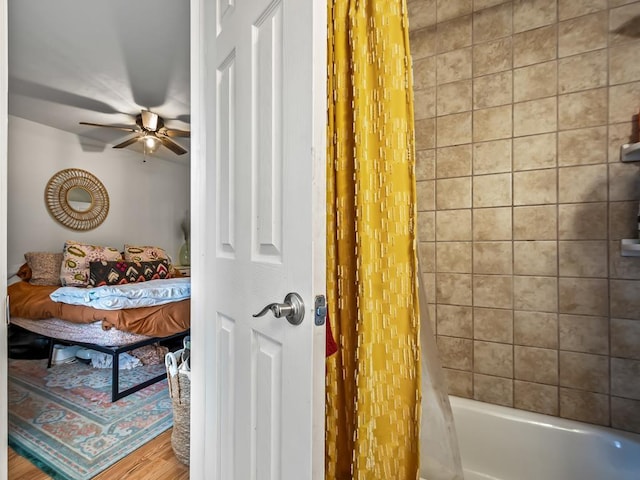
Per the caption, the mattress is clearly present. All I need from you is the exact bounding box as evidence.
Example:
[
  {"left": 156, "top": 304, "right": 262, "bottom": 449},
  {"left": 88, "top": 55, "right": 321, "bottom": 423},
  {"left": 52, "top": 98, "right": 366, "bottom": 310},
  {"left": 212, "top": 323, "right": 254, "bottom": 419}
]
[{"left": 10, "top": 316, "right": 153, "bottom": 347}]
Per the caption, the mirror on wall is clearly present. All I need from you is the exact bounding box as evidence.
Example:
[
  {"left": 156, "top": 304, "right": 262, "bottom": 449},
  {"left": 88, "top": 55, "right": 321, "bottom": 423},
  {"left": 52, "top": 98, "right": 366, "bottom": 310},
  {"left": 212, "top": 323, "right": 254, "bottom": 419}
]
[{"left": 44, "top": 168, "right": 109, "bottom": 230}]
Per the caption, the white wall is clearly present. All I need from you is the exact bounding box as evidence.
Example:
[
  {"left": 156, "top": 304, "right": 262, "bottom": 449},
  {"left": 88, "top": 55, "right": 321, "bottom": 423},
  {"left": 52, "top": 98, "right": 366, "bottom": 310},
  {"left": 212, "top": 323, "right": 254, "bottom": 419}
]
[{"left": 7, "top": 115, "right": 190, "bottom": 274}]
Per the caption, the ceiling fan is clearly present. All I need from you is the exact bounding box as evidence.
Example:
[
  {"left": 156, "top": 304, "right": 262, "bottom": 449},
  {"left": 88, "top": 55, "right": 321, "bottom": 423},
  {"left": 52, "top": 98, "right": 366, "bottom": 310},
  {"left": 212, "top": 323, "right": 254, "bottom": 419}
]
[{"left": 79, "top": 110, "right": 190, "bottom": 155}]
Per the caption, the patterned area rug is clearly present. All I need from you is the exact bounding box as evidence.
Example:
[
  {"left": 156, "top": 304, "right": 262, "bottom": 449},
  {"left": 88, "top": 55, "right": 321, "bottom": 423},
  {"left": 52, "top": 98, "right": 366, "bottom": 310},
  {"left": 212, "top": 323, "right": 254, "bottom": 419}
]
[{"left": 8, "top": 358, "right": 173, "bottom": 480}]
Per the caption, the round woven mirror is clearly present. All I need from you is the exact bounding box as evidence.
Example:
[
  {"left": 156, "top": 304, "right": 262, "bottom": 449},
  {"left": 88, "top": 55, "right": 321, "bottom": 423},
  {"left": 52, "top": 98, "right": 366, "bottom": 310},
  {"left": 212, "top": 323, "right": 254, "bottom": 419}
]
[{"left": 45, "top": 168, "right": 109, "bottom": 231}]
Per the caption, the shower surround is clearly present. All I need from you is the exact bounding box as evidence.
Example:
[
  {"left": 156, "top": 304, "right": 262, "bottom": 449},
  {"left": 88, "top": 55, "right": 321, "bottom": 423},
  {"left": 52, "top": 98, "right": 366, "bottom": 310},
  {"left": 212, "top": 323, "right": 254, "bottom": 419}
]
[{"left": 409, "top": 0, "right": 640, "bottom": 434}]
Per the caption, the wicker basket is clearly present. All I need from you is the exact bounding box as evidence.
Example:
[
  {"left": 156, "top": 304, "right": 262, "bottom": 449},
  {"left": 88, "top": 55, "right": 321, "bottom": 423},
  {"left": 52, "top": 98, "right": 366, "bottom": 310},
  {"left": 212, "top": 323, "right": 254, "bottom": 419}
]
[{"left": 166, "top": 348, "right": 190, "bottom": 465}]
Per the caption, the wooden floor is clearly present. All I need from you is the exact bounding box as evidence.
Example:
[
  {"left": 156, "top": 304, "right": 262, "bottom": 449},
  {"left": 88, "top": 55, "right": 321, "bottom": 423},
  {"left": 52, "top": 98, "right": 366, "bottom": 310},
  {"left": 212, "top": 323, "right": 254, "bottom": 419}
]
[{"left": 8, "top": 428, "right": 189, "bottom": 480}]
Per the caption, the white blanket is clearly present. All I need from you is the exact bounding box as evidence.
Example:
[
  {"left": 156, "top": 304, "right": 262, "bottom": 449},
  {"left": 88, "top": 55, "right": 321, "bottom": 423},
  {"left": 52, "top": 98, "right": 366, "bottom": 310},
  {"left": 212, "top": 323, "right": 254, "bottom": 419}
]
[{"left": 50, "top": 278, "right": 191, "bottom": 310}]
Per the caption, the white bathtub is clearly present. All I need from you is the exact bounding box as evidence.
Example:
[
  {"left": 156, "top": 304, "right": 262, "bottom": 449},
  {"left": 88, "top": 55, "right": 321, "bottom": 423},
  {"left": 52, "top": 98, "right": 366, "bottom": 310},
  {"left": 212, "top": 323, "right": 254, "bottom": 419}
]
[{"left": 444, "top": 395, "right": 640, "bottom": 480}]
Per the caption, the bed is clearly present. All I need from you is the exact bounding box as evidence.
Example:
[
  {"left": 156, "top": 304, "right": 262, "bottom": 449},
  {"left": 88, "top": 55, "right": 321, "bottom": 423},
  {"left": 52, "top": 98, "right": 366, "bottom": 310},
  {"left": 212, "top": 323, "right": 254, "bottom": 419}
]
[{"left": 8, "top": 246, "right": 191, "bottom": 401}]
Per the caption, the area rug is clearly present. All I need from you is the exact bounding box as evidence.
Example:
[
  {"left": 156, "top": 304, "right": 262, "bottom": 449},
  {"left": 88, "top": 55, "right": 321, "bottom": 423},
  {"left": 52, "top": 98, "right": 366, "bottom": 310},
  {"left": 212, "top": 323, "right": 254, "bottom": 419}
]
[{"left": 8, "top": 358, "right": 173, "bottom": 480}]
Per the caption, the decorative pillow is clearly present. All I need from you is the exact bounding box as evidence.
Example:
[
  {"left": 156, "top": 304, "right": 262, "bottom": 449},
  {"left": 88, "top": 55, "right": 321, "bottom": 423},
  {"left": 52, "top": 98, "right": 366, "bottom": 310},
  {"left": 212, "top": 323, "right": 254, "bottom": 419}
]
[
  {"left": 123, "top": 244, "right": 175, "bottom": 274},
  {"left": 60, "top": 241, "right": 122, "bottom": 287},
  {"left": 89, "top": 259, "right": 171, "bottom": 286},
  {"left": 24, "top": 252, "right": 64, "bottom": 286}
]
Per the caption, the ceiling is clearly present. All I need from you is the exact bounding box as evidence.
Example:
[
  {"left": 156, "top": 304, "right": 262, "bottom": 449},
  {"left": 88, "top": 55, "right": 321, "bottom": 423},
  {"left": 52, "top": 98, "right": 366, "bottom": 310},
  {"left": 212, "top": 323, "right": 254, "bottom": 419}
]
[{"left": 7, "top": 0, "right": 191, "bottom": 164}]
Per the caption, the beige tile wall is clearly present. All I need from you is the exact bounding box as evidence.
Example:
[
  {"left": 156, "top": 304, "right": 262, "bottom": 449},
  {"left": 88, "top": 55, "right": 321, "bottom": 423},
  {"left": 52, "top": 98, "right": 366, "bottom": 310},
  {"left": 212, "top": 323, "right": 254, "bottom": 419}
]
[{"left": 408, "top": 0, "right": 640, "bottom": 433}]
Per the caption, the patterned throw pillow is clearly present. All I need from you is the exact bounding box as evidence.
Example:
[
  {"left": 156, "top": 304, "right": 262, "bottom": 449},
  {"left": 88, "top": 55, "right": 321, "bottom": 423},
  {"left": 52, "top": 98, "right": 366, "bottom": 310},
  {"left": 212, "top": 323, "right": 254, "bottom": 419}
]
[
  {"left": 24, "top": 252, "right": 64, "bottom": 286},
  {"left": 60, "top": 241, "right": 122, "bottom": 287},
  {"left": 89, "top": 259, "right": 171, "bottom": 286},
  {"left": 123, "top": 244, "right": 175, "bottom": 274}
]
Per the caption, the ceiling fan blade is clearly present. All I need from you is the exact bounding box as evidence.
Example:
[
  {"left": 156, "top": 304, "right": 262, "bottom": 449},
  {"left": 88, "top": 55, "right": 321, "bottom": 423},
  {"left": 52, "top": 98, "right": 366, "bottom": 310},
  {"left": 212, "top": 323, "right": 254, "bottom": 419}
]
[
  {"left": 162, "top": 128, "right": 191, "bottom": 138},
  {"left": 113, "top": 136, "right": 141, "bottom": 149},
  {"left": 158, "top": 136, "right": 188, "bottom": 155},
  {"left": 79, "top": 121, "right": 138, "bottom": 133}
]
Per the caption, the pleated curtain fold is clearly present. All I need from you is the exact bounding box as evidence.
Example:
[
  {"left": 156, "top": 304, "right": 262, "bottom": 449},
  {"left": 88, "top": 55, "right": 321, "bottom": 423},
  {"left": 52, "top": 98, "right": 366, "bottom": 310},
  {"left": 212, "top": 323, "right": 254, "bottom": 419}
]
[{"left": 325, "top": 1, "right": 421, "bottom": 478}]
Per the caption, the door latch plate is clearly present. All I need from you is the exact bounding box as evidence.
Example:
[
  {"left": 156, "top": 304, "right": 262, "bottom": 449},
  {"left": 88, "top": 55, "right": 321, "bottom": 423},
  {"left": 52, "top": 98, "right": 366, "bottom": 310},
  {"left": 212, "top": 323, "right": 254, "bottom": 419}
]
[{"left": 314, "top": 295, "right": 327, "bottom": 326}]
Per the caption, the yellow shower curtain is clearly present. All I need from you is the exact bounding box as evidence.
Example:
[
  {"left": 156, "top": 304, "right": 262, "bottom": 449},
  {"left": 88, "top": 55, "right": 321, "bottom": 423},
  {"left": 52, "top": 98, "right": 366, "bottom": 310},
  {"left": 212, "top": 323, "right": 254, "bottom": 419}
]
[{"left": 325, "top": 1, "right": 420, "bottom": 479}]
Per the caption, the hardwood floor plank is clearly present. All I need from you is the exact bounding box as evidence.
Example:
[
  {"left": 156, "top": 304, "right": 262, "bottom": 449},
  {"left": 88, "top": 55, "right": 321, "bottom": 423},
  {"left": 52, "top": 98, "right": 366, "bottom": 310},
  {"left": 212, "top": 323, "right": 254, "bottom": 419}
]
[{"left": 8, "top": 429, "right": 189, "bottom": 480}]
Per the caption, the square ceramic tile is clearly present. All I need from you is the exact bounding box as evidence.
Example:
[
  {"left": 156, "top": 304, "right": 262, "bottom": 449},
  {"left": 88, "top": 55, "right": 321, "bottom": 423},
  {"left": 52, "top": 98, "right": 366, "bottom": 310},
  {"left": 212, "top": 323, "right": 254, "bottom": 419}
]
[
  {"left": 558, "top": 49, "right": 608, "bottom": 94},
  {"left": 609, "top": 2, "right": 640, "bottom": 46},
  {"left": 436, "top": 209, "right": 472, "bottom": 240},
  {"left": 436, "top": 273, "right": 473, "bottom": 305},
  {"left": 611, "top": 318, "right": 640, "bottom": 360},
  {"left": 558, "top": 203, "right": 607, "bottom": 240},
  {"left": 408, "top": 0, "right": 437, "bottom": 30},
  {"left": 558, "top": 164, "right": 608, "bottom": 203},
  {"left": 417, "top": 211, "right": 435, "bottom": 242},
  {"left": 474, "top": 373, "right": 514, "bottom": 406},
  {"left": 559, "top": 314, "right": 609, "bottom": 355},
  {"left": 558, "top": 0, "right": 607, "bottom": 20},
  {"left": 514, "top": 61, "right": 558, "bottom": 102},
  {"left": 413, "top": 56, "right": 437, "bottom": 89},
  {"left": 514, "top": 241, "right": 558, "bottom": 276},
  {"left": 609, "top": 241, "right": 640, "bottom": 281},
  {"left": 437, "top": 112, "right": 472, "bottom": 147},
  {"left": 473, "top": 71, "right": 513, "bottom": 109},
  {"left": 436, "top": 15, "right": 473, "bottom": 54},
  {"left": 513, "top": 25, "right": 557, "bottom": 68},
  {"left": 560, "top": 351, "right": 609, "bottom": 393},
  {"left": 437, "top": 177, "right": 472, "bottom": 209},
  {"left": 558, "top": 277, "right": 609, "bottom": 316},
  {"left": 437, "top": 335, "right": 473, "bottom": 370},
  {"left": 609, "top": 162, "right": 640, "bottom": 201},
  {"left": 473, "top": 105, "right": 513, "bottom": 142},
  {"left": 514, "top": 205, "right": 558, "bottom": 240},
  {"left": 558, "top": 126, "right": 607, "bottom": 166},
  {"left": 611, "top": 358, "right": 640, "bottom": 400},
  {"left": 473, "top": 139, "right": 512, "bottom": 174},
  {"left": 609, "top": 82, "right": 640, "bottom": 124},
  {"left": 558, "top": 240, "right": 608, "bottom": 277},
  {"left": 560, "top": 387, "right": 609, "bottom": 425},
  {"left": 437, "top": 79, "right": 473, "bottom": 115},
  {"left": 473, "top": 242, "right": 513, "bottom": 274},
  {"left": 513, "top": 133, "right": 557, "bottom": 171},
  {"left": 610, "top": 279, "right": 640, "bottom": 320},
  {"left": 443, "top": 368, "right": 473, "bottom": 397},
  {"left": 610, "top": 201, "right": 639, "bottom": 241},
  {"left": 611, "top": 397, "right": 640, "bottom": 434},
  {"left": 437, "top": 304, "right": 473, "bottom": 337},
  {"left": 419, "top": 241, "right": 436, "bottom": 273},
  {"left": 416, "top": 179, "right": 435, "bottom": 211},
  {"left": 513, "top": 169, "right": 558, "bottom": 205},
  {"left": 514, "top": 276, "right": 558, "bottom": 313},
  {"left": 513, "top": 0, "right": 557, "bottom": 33},
  {"left": 514, "top": 381, "right": 559, "bottom": 415},
  {"left": 473, "top": 173, "right": 512, "bottom": 207},
  {"left": 514, "top": 97, "right": 557, "bottom": 136},
  {"left": 436, "top": 241, "right": 473, "bottom": 273},
  {"left": 473, "top": 37, "right": 513, "bottom": 76},
  {"left": 415, "top": 118, "right": 436, "bottom": 151},
  {"left": 608, "top": 122, "right": 636, "bottom": 163},
  {"left": 437, "top": 48, "right": 473, "bottom": 84},
  {"left": 515, "top": 345, "right": 559, "bottom": 384},
  {"left": 473, "top": 274, "right": 513, "bottom": 308},
  {"left": 514, "top": 310, "right": 559, "bottom": 348},
  {"left": 473, "top": 207, "right": 513, "bottom": 240},
  {"left": 609, "top": 41, "right": 640, "bottom": 85},
  {"left": 436, "top": 145, "right": 472, "bottom": 178},
  {"left": 414, "top": 87, "right": 436, "bottom": 121},
  {"left": 474, "top": 0, "right": 511, "bottom": 10},
  {"left": 437, "top": 0, "right": 473, "bottom": 23},
  {"left": 416, "top": 148, "right": 436, "bottom": 181},
  {"left": 474, "top": 340, "right": 514, "bottom": 377},
  {"left": 409, "top": 25, "right": 437, "bottom": 59},
  {"left": 474, "top": 307, "right": 514, "bottom": 343},
  {"left": 473, "top": 2, "right": 512, "bottom": 43},
  {"left": 558, "top": 11, "right": 608, "bottom": 57},
  {"left": 559, "top": 88, "right": 608, "bottom": 130}
]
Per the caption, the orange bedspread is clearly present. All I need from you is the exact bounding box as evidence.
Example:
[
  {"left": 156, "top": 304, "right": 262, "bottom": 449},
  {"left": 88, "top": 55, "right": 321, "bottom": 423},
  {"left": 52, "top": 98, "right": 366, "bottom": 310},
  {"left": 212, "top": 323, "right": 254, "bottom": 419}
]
[{"left": 8, "top": 281, "right": 190, "bottom": 337}]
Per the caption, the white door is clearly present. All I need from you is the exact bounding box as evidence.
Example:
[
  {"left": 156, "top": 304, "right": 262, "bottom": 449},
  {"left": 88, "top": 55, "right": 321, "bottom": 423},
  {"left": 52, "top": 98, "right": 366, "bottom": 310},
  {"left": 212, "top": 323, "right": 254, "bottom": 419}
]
[
  {"left": 190, "top": 0, "right": 326, "bottom": 479},
  {"left": 0, "top": 0, "right": 8, "bottom": 478}
]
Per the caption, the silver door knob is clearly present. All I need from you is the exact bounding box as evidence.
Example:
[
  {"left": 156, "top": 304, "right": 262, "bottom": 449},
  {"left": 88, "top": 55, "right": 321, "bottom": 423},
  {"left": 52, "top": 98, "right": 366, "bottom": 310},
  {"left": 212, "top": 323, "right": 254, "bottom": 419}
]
[{"left": 253, "top": 292, "right": 305, "bottom": 325}]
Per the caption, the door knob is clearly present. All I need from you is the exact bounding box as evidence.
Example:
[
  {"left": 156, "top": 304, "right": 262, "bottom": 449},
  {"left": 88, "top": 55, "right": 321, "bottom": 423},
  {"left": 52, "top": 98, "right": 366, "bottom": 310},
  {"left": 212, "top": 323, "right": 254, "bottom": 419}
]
[{"left": 253, "top": 292, "right": 305, "bottom": 325}]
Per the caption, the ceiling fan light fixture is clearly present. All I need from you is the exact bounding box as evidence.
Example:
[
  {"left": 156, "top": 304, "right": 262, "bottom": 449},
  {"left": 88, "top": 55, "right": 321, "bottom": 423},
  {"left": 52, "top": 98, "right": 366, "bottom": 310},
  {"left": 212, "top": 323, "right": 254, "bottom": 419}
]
[{"left": 143, "top": 134, "right": 161, "bottom": 154}]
